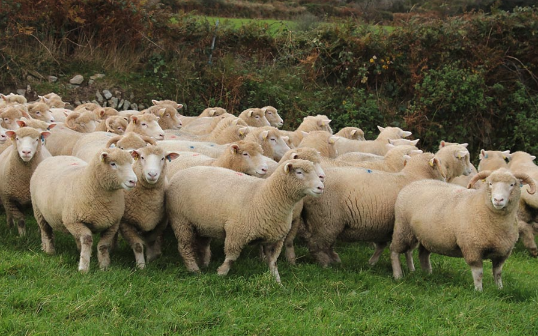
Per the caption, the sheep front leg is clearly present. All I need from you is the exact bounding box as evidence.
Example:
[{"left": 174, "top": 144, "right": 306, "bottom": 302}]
[
  {"left": 466, "top": 260, "right": 484, "bottom": 291},
  {"left": 97, "top": 222, "right": 119, "bottom": 271},
  {"left": 120, "top": 222, "right": 146, "bottom": 269},
  {"left": 284, "top": 217, "right": 301, "bottom": 265},
  {"left": 3, "top": 200, "right": 25, "bottom": 236},
  {"left": 264, "top": 240, "right": 284, "bottom": 284},
  {"left": 217, "top": 227, "right": 246, "bottom": 276},
  {"left": 145, "top": 218, "right": 169, "bottom": 263},
  {"left": 66, "top": 223, "right": 93, "bottom": 273},
  {"left": 390, "top": 251, "right": 404, "bottom": 279},
  {"left": 492, "top": 257, "right": 508, "bottom": 289}
]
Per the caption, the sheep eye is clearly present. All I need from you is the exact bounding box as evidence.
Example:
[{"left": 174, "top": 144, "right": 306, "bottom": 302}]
[
  {"left": 255, "top": 116, "right": 259, "bottom": 119},
  {"left": 142, "top": 123, "right": 147, "bottom": 126},
  {"left": 161, "top": 157, "right": 165, "bottom": 161},
  {"left": 243, "top": 152, "right": 249, "bottom": 157},
  {"left": 120, "top": 147, "right": 124, "bottom": 150},
  {"left": 36, "top": 111, "right": 41, "bottom": 115},
  {"left": 16, "top": 137, "right": 19, "bottom": 141},
  {"left": 141, "top": 157, "right": 145, "bottom": 160},
  {"left": 270, "top": 138, "right": 276, "bottom": 142},
  {"left": 267, "top": 112, "right": 272, "bottom": 115},
  {"left": 166, "top": 114, "right": 170, "bottom": 117},
  {"left": 510, "top": 183, "right": 514, "bottom": 187},
  {"left": 110, "top": 162, "right": 117, "bottom": 167}
]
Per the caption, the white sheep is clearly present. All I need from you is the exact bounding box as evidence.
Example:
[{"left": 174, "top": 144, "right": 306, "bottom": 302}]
[
  {"left": 166, "top": 159, "right": 324, "bottom": 282},
  {"left": 64, "top": 109, "right": 99, "bottom": 133},
  {"left": 30, "top": 148, "right": 137, "bottom": 272},
  {"left": 126, "top": 114, "right": 165, "bottom": 140},
  {"left": 94, "top": 116, "right": 129, "bottom": 134},
  {"left": 244, "top": 126, "right": 290, "bottom": 161},
  {"left": 280, "top": 115, "right": 332, "bottom": 147},
  {"left": 261, "top": 106, "right": 284, "bottom": 128},
  {"left": 27, "top": 102, "right": 55, "bottom": 122},
  {"left": 238, "top": 108, "right": 271, "bottom": 127},
  {"left": 120, "top": 145, "right": 179, "bottom": 268},
  {"left": 71, "top": 131, "right": 155, "bottom": 162},
  {"left": 334, "top": 127, "right": 365, "bottom": 141},
  {"left": 0, "top": 127, "right": 51, "bottom": 235},
  {"left": 297, "top": 131, "right": 339, "bottom": 158},
  {"left": 478, "top": 149, "right": 511, "bottom": 172},
  {"left": 301, "top": 153, "right": 447, "bottom": 267},
  {"left": 390, "top": 168, "right": 535, "bottom": 291},
  {"left": 334, "top": 126, "right": 412, "bottom": 156}
]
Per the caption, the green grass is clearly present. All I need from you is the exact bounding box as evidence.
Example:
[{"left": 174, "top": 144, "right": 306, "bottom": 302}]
[
  {"left": 196, "top": 16, "right": 297, "bottom": 35},
  {"left": 2, "top": 211, "right": 538, "bottom": 335}
]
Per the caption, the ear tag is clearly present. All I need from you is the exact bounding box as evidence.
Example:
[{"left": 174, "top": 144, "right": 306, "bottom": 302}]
[
  {"left": 168, "top": 157, "right": 172, "bottom": 163},
  {"left": 189, "top": 146, "right": 195, "bottom": 149},
  {"left": 40, "top": 135, "right": 45, "bottom": 144},
  {"left": 457, "top": 154, "right": 461, "bottom": 159},
  {"left": 110, "top": 144, "right": 116, "bottom": 148},
  {"left": 484, "top": 153, "right": 488, "bottom": 158},
  {"left": 366, "top": 169, "right": 372, "bottom": 173},
  {"left": 520, "top": 183, "right": 523, "bottom": 188},
  {"left": 429, "top": 160, "right": 434, "bottom": 167}
]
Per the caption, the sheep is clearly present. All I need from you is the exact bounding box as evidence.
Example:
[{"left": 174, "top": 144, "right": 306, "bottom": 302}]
[
  {"left": 50, "top": 108, "right": 71, "bottom": 122},
  {"left": 30, "top": 148, "right": 137, "bottom": 272},
  {"left": 336, "top": 152, "right": 384, "bottom": 163},
  {"left": 120, "top": 145, "right": 179, "bottom": 268},
  {"left": 166, "top": 159, "right": 324, "bottom": 282},
  {"left": 334, "top": 127, "right": 365, "bottom": 141},
  {"left": 261, "top": 106, "right": 284, "bottom": 128},
  {"left": 508, "top": 151, "right": 538, "bottom": 257},
  {"left": 244, "top": 126, "right": 290, "bottom": 161},
  {"left": 334, "top": 126, "right": 412, "bottom": 156},
  {"left": 156, "top": 140, "right": 226, "bottom": 158},
  {"left": 388, "top": 138, "right": 420, "bottom": 147},
  {"left": 198, "top": 116, "right": 249, "bottom": 144},
  {"left": 27, "top": 102, "right": 55, "bottom": 122},
  {"left": 199, "top": 107, "right": 227, "bottom": 118},
  {"left": 435, "top": 143, "right": 474, "bottom": 182},
  {"left": 126, "top": 114, "right": 165, "bottom": 140},
  {"left": 72, "top": 132, "right": 156, "bottom": 162},
  {"left": 65, "top": 109, "right": 99, "bottom": 133},
  {"left": 328, "top": 145, "right": 423, "bottom": 172},
  {"left": 436, "top": 141, "right": 478, "bottom": 187},
  {"left": 0, "top": 119, "right": 55, "bottom": 155},
  {"left": 297, "top": 115, "right": 333, "bottom": 134},
  {"left": 41, "top": 94, "right": 66, "bottom": 108},
  {"left": 1, "top": 93, "right": 27, "bottom": 105},
  {"left": 0, "top": 127, "right": 51, "bottom": 236},
  {"left": 144, "top": 105, "right": 182, "bottom": 130},
  {"left": 390, "top": 168, "right": 536, "bottom": 291},
  {"left": 75, "top": 102, "right": 101, "bottom": 112},
  {"left": 297, "top": 131, "right": 339, "bottom": 158},
  {"left": 301, "top": 153, "right": 447, "bottom": 267},
  {"left": 44, "top": 124, "right": 86, "bottom": 156},
  {"left": 0, "top": 124, "right": 6, "bottom": 144},
  {"left": 179, "top": 114, "right": 233, "bottom": 135},
  {"left": 1, "top": 106, "right": 25, "bottom": 130},
  {"left": 94, "top": 116, "right": 129, "bottom": 134},
  {"left": 478, "top": 149, "right": 511, "bottom": 172},
  {"left": 151, "top": 99, "right": 183, "bottom": 110},
  {"left": 165, "top": 141, "right": 268, "bottom": 179},
  {"left": 238, "top": 108, "right": 271, "bottom": 127}
]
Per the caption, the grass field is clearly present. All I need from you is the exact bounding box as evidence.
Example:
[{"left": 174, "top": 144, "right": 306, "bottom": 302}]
[{"left": 1, "top": 211, "right": 538, "bottom": 335}]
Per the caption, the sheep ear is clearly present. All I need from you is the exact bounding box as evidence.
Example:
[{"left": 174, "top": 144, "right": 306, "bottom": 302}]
[
  {"left": 318, "top": 119, "right": 331, "bottom": 127},
  {"left": 301, "top": 131, "right": 309, "bottom": 136},
  {"left": 230, "top": 144, "right": 240, "bottom": 154},
  {"left": 176, "top": 104, "right": 183, "bottom": 110},
  {"left": 377, "top": 126, "right": 384, "bottom": 132},
  {"left": 410, "top": 149, "right": 423, "bottom": 155},
  {"left": 386, "top": 143, "right": 396, "bottom": 150},
  {"left": 47, "top": 123, "right": 57, "bottom": 130},
  {"left": 502, "top": 150, "right": 511, "bottom": 160},
  {"left": 131, "top": 116, "right": 139, "bottom": 124},
  {"left": 152, "top": 99, "right": 159, "bottom": 106},
  {"left": 410, "top": 139, "right": 419, "bottom": 146},
  {"left": 290, "top": 152, "right": 298, "bottom": 160},
  {"left": 131, "top": 150, "right": 140, "bottom": 160},
  {"left": 99, "top": 110, "right": 106, "bottom": 118},
  {"left": 6, "top": 130, "right": 16, "bottom": 140},
  {"left": 440, "top": 140, "right": 446, "bottom": 148},
  {"left": 460, "top": 143, "right": 469, "bottom": 148},
  {"left": 284, "top": 162, "right": 293, "bottom": 173},
  {"left": 260, "top": 130, "right": 269, "bottom": 140},
  {"left": 388, "top": 139, "right": 395, "bottom": 145},
  {"left": 40, "top": 131, "right": 51, "bottom": 139},
  {"left": 455, "top": 150, "right": 468, "bottom": 159},
  {"left": 403, "top": 154, "right": 411, "bottom": 162},
  {"left": 282, "top": 136, "right": 289, "bottom": 142},
  {"left": 350, "top": 130, "right": 357, "bottom": 137},
  {"left": 480, "top": 149, "right": 487, "bottom": 159},
  {"left": 159, "top": 108, "right": 166, "bottom": 117},
  {"left": 401, "top": 130, "right": 412, "bottom": 138},
  {"left": 248, "top": 110, "right": 254, "bottom": 117},
  {"left": 238, "top": 127, "right": 249, "bottom": 137},
  {"left": 329, "top": 136, "right": 339, "bottom": 144},
  {"left": 261, "top": 107, "right": 268, "bottom": 112},
  {"left": 100, "top": 152, "right": 109, "bottom": 162},
  {"left": 208, "top": 109, "right": 216, "bottom": 116},
  {"left": 166, "top": 152, "right": 180, "bottom": 162},
  {"left": 16, "top": 120, "right": 27, "bottom": 128},
  {"left": 63, "top": 110, "right": 70, "bottom": 117},
  {"left": 532, "top": 156, "right": 537, "bottom": 161}
]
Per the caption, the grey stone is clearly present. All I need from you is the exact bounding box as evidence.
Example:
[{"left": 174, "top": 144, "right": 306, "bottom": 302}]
[
  {"left": 103, "top": 90, "right": 112, "bottom": 100},
  {"left": 118, "top": 99, "right": 124, "bottom": 109},
  {"left": 66, "top": 84, "right": 79, "bottom": 90},
  {"left": 139, "top": 104, "right": 145, "bottom": 110},
  {"left": 123, "top": 100, "right": 131, "bottom": 110},
  {"left": 130, "top": 93, "right": 134, "bottom": 100},
  {"left": 88, "top": 79, "right": 94, "bottom": 86},
  {"left": 48, "top": 76, "right": 58, "bottom": 83},
  {"left": 131, "top": 103, "right": 138, "bottom": 111},
  {"left": 110, "top": 97, "right": 119, "bottom": 109},
  {"left": 70, "top": 75, "right": 84, "bottom": 85},
  {"left": 96, "top": 90, "right": 104, "bottom": 103},
  {"left": 91, "top": 100, "right": 99, "bottom": 105},
  {"left": 103, "top": 101, "right": 108, "bottom": 107},
  {"left": 74, "top": 100, "right": 82, "bottom": 106},
  {"left": 16, "top": 89, "right": 26, "bottom": 96},
  {"left": 90, "top": 73, "right": 105, "bottom": 80}
]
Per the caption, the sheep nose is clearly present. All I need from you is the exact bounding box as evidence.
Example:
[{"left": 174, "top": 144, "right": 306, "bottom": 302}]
[
  {"left": 317, "top": 185, "right": 324, "bottom": 192},
  {"left": 494, "top": 197, "right": 504, "bottom": 202},
  {"left": 319, "top": 174, "right": 325, "bottom": 181},
  {"left": 22, "top": 150, "right": 31, "bottom": 155},
  {"left": 261, "top": 167, "right": 268, "bottom": 173},
  {"left": 148, "top": 172, "right": 158, "bottom": 178}
]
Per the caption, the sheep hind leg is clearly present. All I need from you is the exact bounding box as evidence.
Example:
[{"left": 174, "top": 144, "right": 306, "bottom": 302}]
[
  {"left": 264, "top": 240, "right": 284, "bottom": 284},
  {"left": 66, "top": 223, "right": 93, "bottom": 273},
  {"left": 518, "top": 220, "right": 538, "bottom": 257},
  {"left": 4, "top": 200, "right": 25, "bottom": 236},
  {"left": 217, "top": 229, "right": 246, "bottom": 276},
  {"left": 97, "top": 221, "right": 119, "bottom": 271},
  {"left": 146, "top": 235, "right": 163, "bottom": 263},
  {"left": 368, "top": 242, "right": 388, "bottom": 266},
  {"left": 195, "top": 237, "right": 212, "bottom": 268},
  {"left": 170, "top": 217, "right": 200, "bottom": 273},
  {"left": 492, "top": 257, "right": 507, "bottom": 289},
  {"left": 34, "top": 207, "right": 55, "bottom": 255},
  {"left": 418, "top": 244, "right": 432, "bottom": 274},
  {"left": 284, "top": 217, "right": 301, "bottom": 265}
]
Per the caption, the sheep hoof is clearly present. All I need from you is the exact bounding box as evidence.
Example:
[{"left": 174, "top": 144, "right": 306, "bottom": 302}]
[{"left": 530, "top": 249, "right": 538, "bottom": 258}]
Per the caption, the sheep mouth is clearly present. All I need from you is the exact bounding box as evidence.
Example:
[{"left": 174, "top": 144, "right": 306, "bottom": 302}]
[
  {"left": 492, "top": 203, "right": 506, "bottom": 210},
  {"left": 255, "top": 169, "right": 267, "bottom": 176},
  {"left": 122, "top": 181, "right": 137, "bottom": 190},
  {"left": 145, "top": 176, "right": 159, "bottom": 183},
  {"left": 21, "top": 155, "right": 33, "bottom": 162}
]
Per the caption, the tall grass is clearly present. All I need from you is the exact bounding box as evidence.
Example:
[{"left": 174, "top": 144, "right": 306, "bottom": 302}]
[{"left": 1, "top": 211, "right": 538, "bottom": 334}]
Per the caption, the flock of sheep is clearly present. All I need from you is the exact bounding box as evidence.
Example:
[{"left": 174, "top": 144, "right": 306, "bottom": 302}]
[{"left": 1, "top": 91, "right": 537, "bottom": 291}]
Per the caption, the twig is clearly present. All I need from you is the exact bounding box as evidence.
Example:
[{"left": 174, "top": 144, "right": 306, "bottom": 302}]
[
  {"left": 505, "top": 55, "right": 538, "bottom": 88},
  {"left": 29, "top": 33, "right": 60, "bottom": 66}
]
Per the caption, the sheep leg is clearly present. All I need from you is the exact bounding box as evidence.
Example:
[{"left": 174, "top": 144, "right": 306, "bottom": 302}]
[
  {"left": 145, "top": 218, "right": 169, "bottom": 263},
  {"left": 404, "top": 250, "right": 415, "bottom": 272},
  {"left": 195, "top": 236, "right": 212, "bottom": 268},
  {"left": 284, "top": 217, "right": 301, "bottom": 265},
  {"left": 97, "top": 222, "right": 119, "bottom": 271},
  {"left": 3, "top": 200, "right": 25, "bottom": 236},
  {"left": 34, "top": 207, "right": 55, "bottom": 255},
  {"left": 368, "top": 242, "right": 388, "bottom": 266},
  {"left": 217, "top": 231, "right": 246, "bottom": 276},
  {"left": 491, "top": 257, "right": 507, "bottom": 289},
  {"left": 390, "top": 251, "right": 404, "bottom": 279},
  {"left": 264, "top": 240, "right": 284, "bottom": 284},
  {"left": 518, "top": 219, "right": 538, "bottom": 257},
  {"left": 328, "top": 247, "right": 341, "bottom": 264},
  {"left": 467, "top": 260, "right": 484, "bottom": 291},
  {"left": 119, "top": 222, "right": 146, "bottom": 269},
  {"left": 170, "top": 218, "right": 200, "bottom": 273},
  {"left": 66, "top": 223, "right": 93, "bottom": 273},
  {"left": 418, "top": 244, "right": 432, "bottom": 274}
]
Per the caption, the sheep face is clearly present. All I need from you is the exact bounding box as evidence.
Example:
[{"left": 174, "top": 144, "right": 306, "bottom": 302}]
[
  {"left": 66, "top": 110, "right": 99, "bottom": 133},
  {"left": 29, "top": 103, "right": 55, "bottom": 123},
  {"left": 6, "top": 128, "right": 50, "bottom": 162},
  {"left": 241, "top": 108, "right": 271, "bottom": 127},
  {"left": 132, "top": 146, "right": 179, "bottom": 184},
  {"left": 128, "top": 115, "right": 164, "bottom": 140},
  {"left": 230, "top": 142, "right": 268, "bottom": 177},
  {"left": 98, "top": 149, "right": 137, "bottom": 190},
  {"left": 105, "top": 116, "right": 128, "bottom": 135},
  {"left": 284, "top": 159, "right": 324, "bottom": 197},
  {"left": 156, "top": 107, "right": 182, "bottom": 130},
  {"left": 283, "top": 147, "right": 325, "bottom": 182},
  {"left": 1, "top": 108, "right": 23, "bottom": 130},
  {"left": 260, "top": 130, "right": 290, "bottom": 161},
  {"left": 0, "top": 125, "right": 6, "bottom": 143},
  {"left": 262, "top": 106, "right": 284, "bottom": 128}
]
